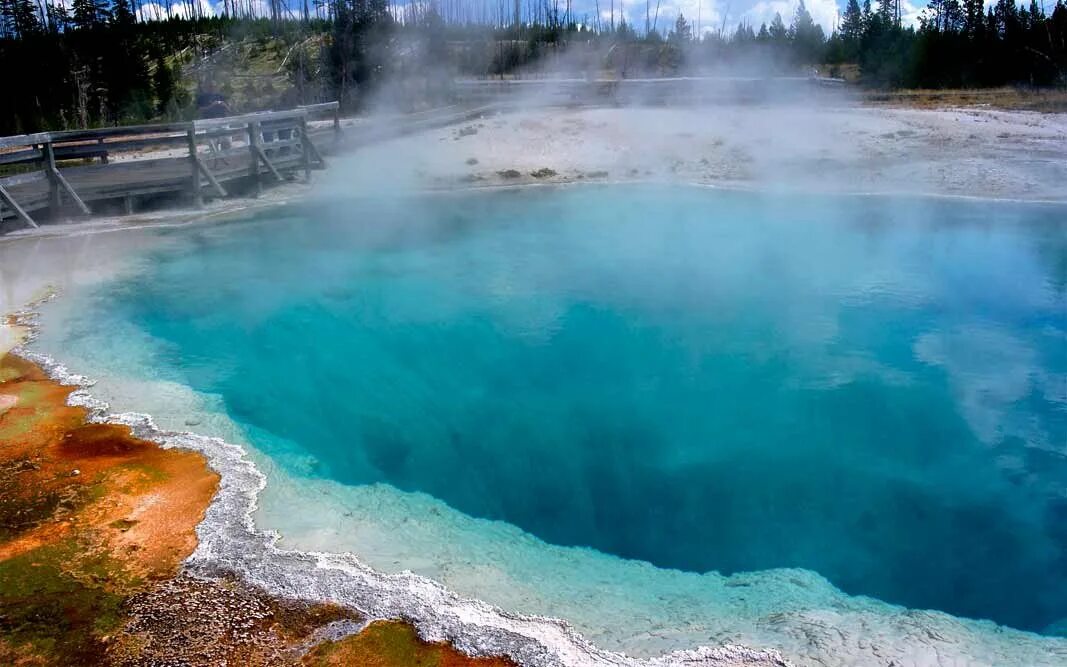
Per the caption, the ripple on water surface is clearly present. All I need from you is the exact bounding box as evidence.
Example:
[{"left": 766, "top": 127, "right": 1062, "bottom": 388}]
[{"left": 36, "top": 185, "right": 1067, "bottom": 662}]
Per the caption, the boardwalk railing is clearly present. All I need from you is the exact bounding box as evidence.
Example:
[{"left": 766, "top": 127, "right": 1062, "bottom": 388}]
[{"left": 0, "top": 102, "right": 340, "bottom": 230}]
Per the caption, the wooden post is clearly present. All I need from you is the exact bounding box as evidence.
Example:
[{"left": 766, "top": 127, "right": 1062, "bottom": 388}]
[
  {"left": 248, "top": 121, "right": 261, "bottom": 198},
  {"left": 123, "top": 195, "right": 134, "bottom": 216},
  {"left": 187, "top": 125, "right": 202, "bottom": 208},
  {"left": 332, "top": 106, "right": 341, "bottom": 147},
  {"left": 249, "top": 122, "right": 283, "bottom": 184},
  {"left": 194, "top": 156, "right": 227, "bottom": 197},
  {"left": 42, "top": 140, "right": 90, "bottom": 217},
  {"left": 300, "top": 117, "right": 311, "bottom": 182},
  {"left": 0, "top": 183, "right": 37, "bottom": 228},
  {"left": 43, "top": 141, "right": 61, "bottom": 213}
]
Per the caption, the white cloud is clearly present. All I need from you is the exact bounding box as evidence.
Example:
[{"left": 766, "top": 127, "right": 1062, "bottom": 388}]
[
  {"left": 901, "top": 0, "right": 925, "bottom": 26},
  {"left": 137, "top": 0, "right": 281, "bottom": 21},
  {"left": 651, "top": 0, "right": 723, "bottom": 34},
  {"left": 742, "top": 0, "right": 838, "bottom": 34},
  {"left": 914, "top": 324, "right": 1060, "bottom": 452},
  {"left": 137, "top": 0, "right": 217, "bottom": 21},
  {"left": 599, "top": 0, "right": 722, "bottom": 35}
]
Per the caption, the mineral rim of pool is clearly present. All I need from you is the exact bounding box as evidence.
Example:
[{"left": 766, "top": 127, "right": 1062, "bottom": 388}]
[{"left": 30, "top": 184, "right": 1067, "bottom": 664}]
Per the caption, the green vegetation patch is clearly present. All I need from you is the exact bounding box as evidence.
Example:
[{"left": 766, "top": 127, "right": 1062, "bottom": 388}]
[
  {"left": 0, "top": 457, "right": 76, "bottom": 542},
  {"left": 307, "top": 621, "right": 435, "bottom": 666},
  {"left": 304, "top": 620, "right": 513, "bottom": 667},
  {"left": 0, "top": 540, "right": 128, "bottom": 664},
  {"left": 0, "top": 384, "right": 54, "bottom": 442}
]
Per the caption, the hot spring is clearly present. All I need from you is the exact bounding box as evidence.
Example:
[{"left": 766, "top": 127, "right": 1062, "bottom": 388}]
[{"left": 34, "top": 184, "right": 1067, "bottom": 663}]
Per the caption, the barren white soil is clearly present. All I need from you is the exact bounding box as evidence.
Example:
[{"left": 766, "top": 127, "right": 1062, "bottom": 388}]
[{"left": 327, "top": 104, "right": 1067, "bottom": 202}]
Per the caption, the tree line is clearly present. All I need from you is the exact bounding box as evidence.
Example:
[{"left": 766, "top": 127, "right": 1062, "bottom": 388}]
[
  {"left": 828, "top": 0, "right": 1067, "bottom": 85},
  {"left": 2, "top": 0, "right": 1066, "bottom": 135}
]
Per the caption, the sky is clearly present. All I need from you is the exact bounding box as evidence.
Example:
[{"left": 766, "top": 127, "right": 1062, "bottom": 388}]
[
  {"left": 580, "top": 0, "right": 934, "bottom": 34},
  {"left": 135, "top": 0, "right": 936, "bottom": 36}
]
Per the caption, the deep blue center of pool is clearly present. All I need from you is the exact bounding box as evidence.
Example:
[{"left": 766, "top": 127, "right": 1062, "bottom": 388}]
[{"left": 76, "top": 186, "right": 1066, "bottom": 634}]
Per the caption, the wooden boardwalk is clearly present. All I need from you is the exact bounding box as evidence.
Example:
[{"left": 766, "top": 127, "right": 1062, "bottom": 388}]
[{"left": 0, "top": 102, "right": 340, "bottom": 230}]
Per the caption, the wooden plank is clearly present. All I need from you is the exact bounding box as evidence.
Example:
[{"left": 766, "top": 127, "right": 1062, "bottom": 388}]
[
  {"left": 195, "top": 120, "right": 253, "bottom": 134},
  {"left": 248, "top": 121, "right": 262, "bottom": 197},
  {"left": 0, "top": 171, "right": 47, "bottom": 187},
  {"left": 253, "top": 144, "right": 283, "bottom": 181},
  {"left": 260, "top": 117, "right": 304, "bottom": 130},
  {"left": 53, "top": 145, "right": 109, "bottom": 161},
  {"left": 0, "top": 132, "right": 52, "bottom": 150},
  {"left": 196, "top": 109, "right": 307, "bottom": 132},
  {"left": 57, "top": 155, "right": 181, "bottom": 177},
  {"left": 302, "top": 129, "right": 326, "bottom": 168},
  {"left": 258, "top": 138, "right": 303, "bottom": 151},
  {"left": 187, "top": 126, "right": 202, "bottom": 207},
  {"left": 0, "top": 183, "right": 38, "bottom": 228},
  {"left": 85, "top": 182, "right": 189, "bottom": 200},
  {"left": 40, "top": 140, "right": 90, "bottom": 216},
  {"left": 216, "top": 152, "right": 302, "bottom": 175},
  {"left": 194, "top": 154, "right": 227, "bottom": 197},
  {"left": 204, "top": 145, "right": 256, "bottom": 161},
  {"left": 52, "top": 168, "right": 91, "bottom": 215},
  {"left": 88, "top": 135, "right": 189, "bottom": 153},
  {"left": 300, "top": 118, "right": 311, "bottom": 181},
  {"left": 43, "top": 142, "right": 60, "bottom": 211},
  {"left": 299, "top": 101, "right": 340, "bottom": 115},
  {"left": 198, "top": 127, "right": 249, "bottom": 141},
  {"left": 47, "top": 122, "right": 191, "bottom": 143},
  {"left": 0, "top": 148, "right": 43, "bottom": 166},
  {"left": 249, "top": 109, "right": 307, "bottom": 122}
]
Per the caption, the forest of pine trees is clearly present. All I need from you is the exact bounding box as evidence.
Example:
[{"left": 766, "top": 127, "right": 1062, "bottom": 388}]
[
  {"left": 826, "top": 0, "right": 1067, "bottom": 85},
  {"left": 2, "top": 0, "right": 1066, "bottom": 135}
]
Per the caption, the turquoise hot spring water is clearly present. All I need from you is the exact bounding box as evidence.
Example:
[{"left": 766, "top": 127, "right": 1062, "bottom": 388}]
[{"left": 35, "top": 184, "right": 1067, "bottom": 658}]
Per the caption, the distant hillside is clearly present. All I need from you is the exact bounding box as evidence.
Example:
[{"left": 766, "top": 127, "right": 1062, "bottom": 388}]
[
  {"left": 0, "top": 18, "right": 332, "bottom": 135},
  {"left": 177, "top": 33, "right": 330, "bottom": 113}
]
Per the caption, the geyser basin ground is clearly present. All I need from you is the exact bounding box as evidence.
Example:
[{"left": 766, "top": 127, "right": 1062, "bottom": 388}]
[{"left": 32, "top": 184, "right": 1067, "bottom": 664}]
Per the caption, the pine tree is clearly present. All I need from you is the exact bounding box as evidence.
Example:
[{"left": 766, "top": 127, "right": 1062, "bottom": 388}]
[
  {"left": 1, "top": 0, "right": 41, "bottom": 38},
  {"left": 842, "top": 0, "right": 864, "bottom": 41},
  {"left": 733, "top": 21, "right": 756, "bottom": 42},
  {"left": 878, "top": 0, "right": 897, "bottom": 25},
  {"left": 942, "top": 0, "right": 963, "bottom": 30},
  {"left": 963, "top": 0, "right": 984, "bottom": 35},
  {"left": 153, "top": 55, "right": 176, "bottom": 115},
  {"left": 45, "top": 0, "right": 70, "bottom": 33},
  {"left": 791, "top": 0, "right": 825, "bottom": 63},
  {"left": 111, "top": 0, "right": 136, "bottom": 27},
  {"left": 1027, "top": 0, "right": 1041, "bottom": 25},
  {"left": 769, "top": 12, "right": 788, "bottom": 43},
  {"left": 670, "top": 13, "right": 691, "bottom": 42},
  {"left": 664, "top": 13, "right": 690, "bottom": 69},
  {"left": 71, "top": 0, "right": 110, "bottom": 29},
  {"left": 994, "top": 0, "right": 1020, "bottom": 34}
]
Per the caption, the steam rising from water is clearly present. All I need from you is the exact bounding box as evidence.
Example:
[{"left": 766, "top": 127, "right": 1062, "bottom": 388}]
[{"left": 17, "top": 183, "right": 1067, "bottom": 667}]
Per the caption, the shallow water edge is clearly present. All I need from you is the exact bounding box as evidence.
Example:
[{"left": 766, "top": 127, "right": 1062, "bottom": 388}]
[
  {"left": 6, "top": 298, "right": 790, "bottom": 667},
  {"left": 11, "top": 283, "right": 1067, "bottom": 666}
]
